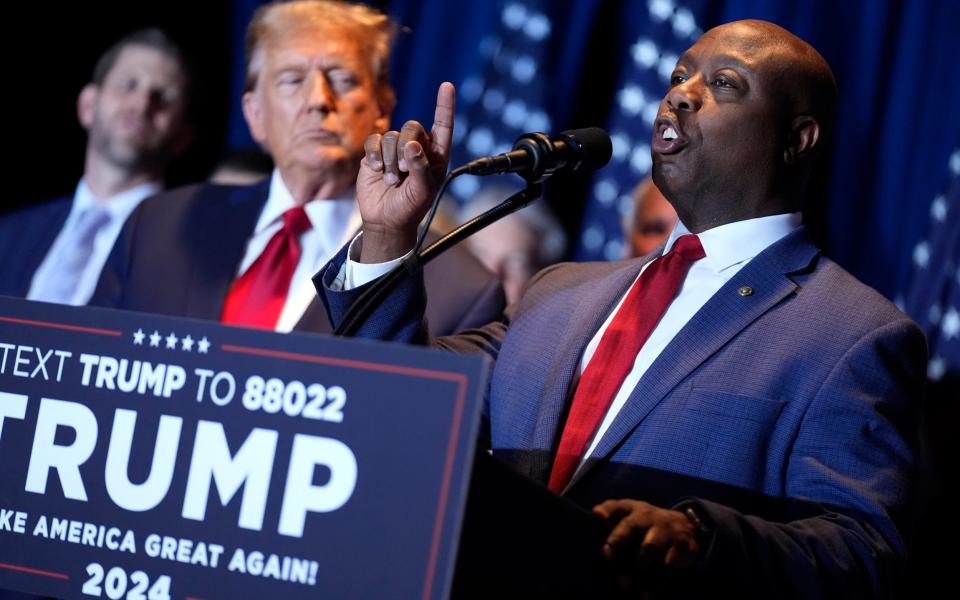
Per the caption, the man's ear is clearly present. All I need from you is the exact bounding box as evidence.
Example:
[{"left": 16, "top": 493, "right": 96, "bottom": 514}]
[
  {"left": 242, "top": 90, "right": 266, "bottom": 143},
  {"left": 77, "top": 84, "right": 98, "bottom": 130},
  {"left": 783, "top": 115, "right": 820, "bottom": 165}
]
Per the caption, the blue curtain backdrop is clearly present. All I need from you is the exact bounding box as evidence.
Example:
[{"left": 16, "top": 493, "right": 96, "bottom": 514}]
[{"left": 226, "top": 0, "right": 959, "bottom": 303}]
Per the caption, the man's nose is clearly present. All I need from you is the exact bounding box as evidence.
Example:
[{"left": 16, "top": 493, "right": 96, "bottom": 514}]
[
  {"left": 126, "top": 86, "right": 152, "bottom": 114},
  {"left": 306, "top": 74, "right": 334, "bottom": 113},
  {"left": 666, "top": 77, "right": 703, "bottom": 112}
]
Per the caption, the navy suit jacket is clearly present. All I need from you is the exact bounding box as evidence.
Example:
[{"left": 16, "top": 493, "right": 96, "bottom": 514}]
[
  {"left": 90, "top": 180, "right": 504, "bottom": 335},
  {"left": 0, "top": 196, "right": 72, "bottom": 297},
  {"left": 318, "top": 227, "right": 926, "bottom": 597}
]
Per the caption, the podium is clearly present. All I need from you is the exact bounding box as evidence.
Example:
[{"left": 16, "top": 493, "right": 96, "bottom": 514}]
[
  {"left": 453, "top": 451, "right": 612, "bottom": 598},
  {"left": 0, "top": 297, "right": 612, "bottom": 599}
]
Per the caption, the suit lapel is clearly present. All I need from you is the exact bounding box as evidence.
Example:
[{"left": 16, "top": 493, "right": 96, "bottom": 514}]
[
  {"left": 567, "top": 229, "right": 821, "bottom": 491},
  {"left": 517, "top": 256, "right": 656, "bottom": 484},
  {"left": 290, "top": 207, "right": 361, "bottom": 334},
  {"left": 184, "top": 181, "right": 269, "bottom": 320},
  {"left": 294, "top": 298, "right": 334, "bottom": 334},
  {"left": 23, "top": 197, "right": 72, "bottom": 295}
]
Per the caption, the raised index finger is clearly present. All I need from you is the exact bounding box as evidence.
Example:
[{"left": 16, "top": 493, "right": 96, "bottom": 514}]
[{"left": 429, "top": 82, "right": 456, "bottom": 161}]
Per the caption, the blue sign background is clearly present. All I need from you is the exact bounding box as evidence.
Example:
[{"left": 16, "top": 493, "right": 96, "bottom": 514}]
[{"left": 0, "top": 297, "right": 488, "bottom": 599}]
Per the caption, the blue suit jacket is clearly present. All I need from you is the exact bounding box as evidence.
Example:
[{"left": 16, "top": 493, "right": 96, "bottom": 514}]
[
  {"left": 90, "top": 180, "right": 504, "bottom": 335},
  {"left": 318, "top": 227, "right": 926, "bottom": 597},
  {"left": 0, "top": 196, "right": 72, "bottom": 297}
]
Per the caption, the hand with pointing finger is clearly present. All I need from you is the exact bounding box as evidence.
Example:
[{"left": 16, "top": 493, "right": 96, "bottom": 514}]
[{"left": 356, "top": 82, "right": 456, "bottom": 264}]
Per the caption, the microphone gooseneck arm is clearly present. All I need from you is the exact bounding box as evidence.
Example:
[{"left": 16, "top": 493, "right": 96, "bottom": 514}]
[{"left": 333, "top": 127, "right": 611, "bottom": 338}]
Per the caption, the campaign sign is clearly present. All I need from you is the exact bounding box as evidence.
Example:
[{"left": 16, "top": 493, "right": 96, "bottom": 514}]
[{"left": 0, "top": 296, "right": 488, "bottom": 599}]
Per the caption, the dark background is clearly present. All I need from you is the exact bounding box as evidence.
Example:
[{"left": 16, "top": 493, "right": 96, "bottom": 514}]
[
  {"left": 8, "top": 0, "right": 958, "bottom": 302},
  {"left": 9, "top": 1, "right": 233, "bottom": 199}
]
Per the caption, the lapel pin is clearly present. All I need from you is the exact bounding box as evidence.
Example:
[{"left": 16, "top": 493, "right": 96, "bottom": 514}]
[{"left": 738, "top": 286, "right": 754, "bottom": 297}]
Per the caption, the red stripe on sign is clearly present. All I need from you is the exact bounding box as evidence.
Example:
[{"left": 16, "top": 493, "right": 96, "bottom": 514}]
[
  {"left": 422, "top": 378, "right": 469, "bottom": 600},
  {"left": 0, "top": 561, "right": 70, "bottom": 580},
  {"left": 221, "top": 343, "right": 466, "bottom": 382},
  {"left": 0, "top": 315, "right": 122, "bottom": 336}
]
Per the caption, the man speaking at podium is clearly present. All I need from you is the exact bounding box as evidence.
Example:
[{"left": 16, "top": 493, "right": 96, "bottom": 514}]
[{"left": 318, "top": 20, "right": 924, "bottom": 597}]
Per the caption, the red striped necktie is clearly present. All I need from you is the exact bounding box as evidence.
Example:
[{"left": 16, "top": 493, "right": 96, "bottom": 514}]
[
  {"left": 221, "top": 205, "right": 312, "bottom": 329},
  {"left": 547, "top": 234, "right": 705, "bottom": 493}
]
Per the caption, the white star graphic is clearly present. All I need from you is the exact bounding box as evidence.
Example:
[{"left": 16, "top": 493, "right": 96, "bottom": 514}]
[
  {"left": 617, "top": 86, "right": 645, "bottom": 116},
  {"left": 523, "top": 13, "right": 550, "bottom": 41},
  {"left": 649, "top": 0, "right": 674, "bottom": 22},
  {"left": 165, "top": 332, "right": 179, "bottom": 349},
  {"left": 133, "top": 328, "right": 145, "bottom": 345},
  {"left": 931, "top": 195, "right": 948, "bottom": 222},
  {"left": 610, "top": 131, "right": 631, "bottom": 161},
  {"left": 657, "top": 53, "right": 678, "bottom": 81},
  {"left": 893, "top": 295, "right": 906, "bottom": 311},
  {"left": 197, "top": 337, "right": 211, "bottom": 354},
  {"left": 941, "top": 308, "right": 959, "bottom": 340},
  {"left": 928, "top": 304, "right": 942, "bottom": 325},
  {"left": 927, "top": 356, "right": 946, "bottom": 381},
  {"left": 631, "top": 38, "right": 658, "bottom": 69},
  {"left": 913, "top": 241, "right": 930, "bottom": 268},
  {"left": 149, "top": 331, "right": 162, "bottom": 347},
  {"left": 672, "top": 8, "right": 696, "bottom": 37},
  {"left": 593, "top": 179, "right": 619, "bottom": 205},
  {"left": 630, "top": 144, "right": 652, "bottom": 174},
  {"left": 642, "top": 102, "right": 659, "bottom": 126},
  {"left": 181, "top": 335, "right": 194, "bottom": 352}
]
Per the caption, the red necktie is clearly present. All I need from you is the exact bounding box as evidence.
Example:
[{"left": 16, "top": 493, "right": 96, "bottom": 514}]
[
  {"left": 547, "top": 234, "right": 705, "bottom": 493},
  {"left": 221, "top": 206, "right": 312, "bottom": 329}
]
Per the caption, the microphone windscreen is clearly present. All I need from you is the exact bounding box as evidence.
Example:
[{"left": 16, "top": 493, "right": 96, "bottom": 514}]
[{"left": 560, "top": 128, "right": 612, "bottom": 171}]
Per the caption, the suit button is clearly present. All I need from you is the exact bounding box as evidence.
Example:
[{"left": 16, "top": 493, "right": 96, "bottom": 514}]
[{"left": 738, "top": 286, "right": 754, "bottom": 296}]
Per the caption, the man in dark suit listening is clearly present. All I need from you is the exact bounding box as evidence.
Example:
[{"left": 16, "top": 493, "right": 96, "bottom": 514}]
[
  {"left": 318, "top": 20, "right": 925, "bottom": 596},
  {"left": 0, "top": 29, "right": 192, "bottom": 305},
  {"left": 90, "top": 0, "right": 503, "bottom": 334}
]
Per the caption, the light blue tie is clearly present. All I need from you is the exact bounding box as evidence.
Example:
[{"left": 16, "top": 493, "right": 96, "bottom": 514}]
[{"left": 31, "top": 206, "right": 112, "bottom": 304}]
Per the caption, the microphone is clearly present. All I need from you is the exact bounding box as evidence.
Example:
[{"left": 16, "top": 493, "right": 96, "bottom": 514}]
[
  {"left": 338, "top": 130, "right": 609, "bottom": 337},
  {"left": 463, "top": 127, "right": 612, "bottom": 182}
]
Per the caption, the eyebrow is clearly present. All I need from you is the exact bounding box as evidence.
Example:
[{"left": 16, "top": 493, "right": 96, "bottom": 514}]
[{"left": 676, "top": 51, "right": 753, "bottom": 73}]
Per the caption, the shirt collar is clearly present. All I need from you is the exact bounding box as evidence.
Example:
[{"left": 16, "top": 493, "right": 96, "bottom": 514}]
[
  {"left": 258, "top": 169, "right": 356, "bottom": 235},
  {"left": 74, "top": 178, "right": 162, "bottom": 221},
  {"left": 663, "top": 212, "right": 803, "bottom": 273}
]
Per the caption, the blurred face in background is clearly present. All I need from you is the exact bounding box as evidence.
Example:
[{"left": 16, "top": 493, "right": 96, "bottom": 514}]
[
  {"left": 78, "top": 44, "right": 190, "bottom": 172},
  {"left": 467, "top": 215, "right": 540, "bottom": 305},
  {"left": 626, "top": 178, "right": 678, "bottom": 258}
]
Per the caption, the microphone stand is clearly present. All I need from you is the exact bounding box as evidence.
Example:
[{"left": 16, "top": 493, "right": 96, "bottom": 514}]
[{"left": 334, "top": 182, "right": 543, "bottom": 337}]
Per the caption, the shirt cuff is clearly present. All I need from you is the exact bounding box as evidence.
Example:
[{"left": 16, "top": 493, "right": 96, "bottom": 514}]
[{"left": 332, "top": 233, "right": 411, "bottom": 291}]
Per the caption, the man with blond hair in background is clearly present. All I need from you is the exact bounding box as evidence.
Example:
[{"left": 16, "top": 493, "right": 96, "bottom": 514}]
[{"left": 92, "top": 0, "right": 502, "bottom": 334}]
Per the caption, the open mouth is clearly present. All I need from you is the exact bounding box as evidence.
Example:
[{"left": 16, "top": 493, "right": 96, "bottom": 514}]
[{"left": 652, "top": 116, "right": 687, "bottom": 154}]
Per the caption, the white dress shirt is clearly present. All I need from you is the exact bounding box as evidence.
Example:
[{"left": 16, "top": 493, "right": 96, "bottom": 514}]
[
  {"left": 340, "top": 212, "right": 802, "bottom": 480},
  {"left": 237, "top": 170, "right": 360, "bottom": 332},
  {"left": 28, "top": 178, "right": 161, "bottom": 306}
]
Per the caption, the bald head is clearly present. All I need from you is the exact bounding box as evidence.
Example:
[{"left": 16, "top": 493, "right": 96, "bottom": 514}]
[{"left": 702, "top": 20, "right": 838, "bottom": 141}]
